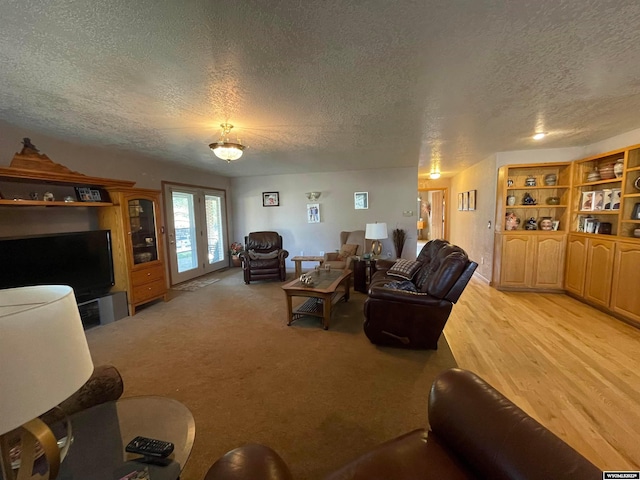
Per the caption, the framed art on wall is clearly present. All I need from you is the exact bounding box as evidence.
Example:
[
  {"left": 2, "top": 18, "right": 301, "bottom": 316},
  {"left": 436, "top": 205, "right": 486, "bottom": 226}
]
[
  {"left": 354, "top": 192, "right": 368, "bottom": 209},
  {"left": 468, "top": 190, "right": 476, "bottom": 211},
  {"left": 262, "top": 192, "right": 279, "bottom": 207},
  {"left": 307, "top": 203, "right": 320, "bottom": 223},
  {"left": 462, "top": 192, "right": 469, "bottom": 211},
  {"left": 458, "top": 193, "right": 463, "bottom": 211}
]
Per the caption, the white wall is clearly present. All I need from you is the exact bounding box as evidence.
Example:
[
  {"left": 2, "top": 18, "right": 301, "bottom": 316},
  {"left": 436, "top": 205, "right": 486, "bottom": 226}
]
[
  {"left": 231, "top": 167, "right": 419, "bottom": 267},
  {"left": 449, "top": 154, "right": 497, "bottom": 281},
  {"left": 582, "top": 126, "right": 640, "bottom": 157}
]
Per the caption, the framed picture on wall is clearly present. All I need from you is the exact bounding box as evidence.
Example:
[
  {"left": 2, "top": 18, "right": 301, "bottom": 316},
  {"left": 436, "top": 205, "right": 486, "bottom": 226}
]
[
  {"left": 307, "top": 203, "right": 320, "bottom": 223},
  {"left": 354, "top": 192, "right": 368, "bottom": 209},
  {"left": 262, "top": 192, "right": 280, "bottom": 207},
  {"left": 457, "top": 193, "right": 463, "bottom": 211},
  {"left": 468, "top": 190, "right": 476, "bottom": 211},
  {"left": 462, "top": 192, "right": 469, "bottom": 211}
]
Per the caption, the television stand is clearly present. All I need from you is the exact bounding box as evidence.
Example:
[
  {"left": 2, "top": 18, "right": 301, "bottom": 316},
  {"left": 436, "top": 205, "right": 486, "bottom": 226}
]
[{"left": 77, "top": 291, "right": 128, "bottom": 329}]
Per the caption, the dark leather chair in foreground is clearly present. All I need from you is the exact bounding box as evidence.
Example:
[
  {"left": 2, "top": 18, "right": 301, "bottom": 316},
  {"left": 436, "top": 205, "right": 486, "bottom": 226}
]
[
  {"left": 364, "top": 239, "right": 477, "bottom": 349},
  {"left": 239, "top": 231, "right": 289, "bottom": 284},
  {"left": 204, "top": 368, "right": 600, "bottom": 480}
]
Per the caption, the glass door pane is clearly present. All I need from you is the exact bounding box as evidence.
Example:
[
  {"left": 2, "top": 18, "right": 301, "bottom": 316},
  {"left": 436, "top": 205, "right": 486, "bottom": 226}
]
[
  {"left": 205, "top": 195, "right": 223, "bottom": 265},
  {"left": 128, "top": 199, "right": 159, "bottom": 265},
  {"left": 172, "top": 191, "right": 198, "bottom": 274}
]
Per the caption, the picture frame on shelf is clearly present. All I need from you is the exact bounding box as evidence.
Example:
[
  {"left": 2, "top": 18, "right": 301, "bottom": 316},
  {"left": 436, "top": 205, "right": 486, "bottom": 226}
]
[
  {"left": 75, "top": 186, "right": 102, "bottom": 202},
  {"left": 468, "top": 190, "right": 476, "bottom": 211},
  {"left": 584, "top": 217, "right": 598, "bottom": 234},
  {"left": 611, "top": 188, "right": 621, "bottom": 210},
  {"left": 592, "top": 190, "right": 604, "bottom": 211},
  {"left": 354, "top": 192, "right": 368, "bottom": 209},
  {"left": 262, "top": 192, "right": 280, "bottom": 207},
  {"left": 580, "top": 191, "right": 594, "bottom": 211},
  {"left": 632, "top": 202, "right": 640, "bottom": 220},
  {"left": 552, "top": 220, "right": 560, "bottom": 231},
  {"left": 307, "top": 203, "right": 320, "bottom": 223},
  {"left": 602, "top": 189, "right": 613, "bottom": 210}
]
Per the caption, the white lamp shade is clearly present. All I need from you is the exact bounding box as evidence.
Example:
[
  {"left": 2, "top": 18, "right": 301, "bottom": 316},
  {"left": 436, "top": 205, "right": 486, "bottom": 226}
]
[
  {"left": 0, "top": 285, "right": 94, "bottom": 434},
  {"left": 365, "top": 222, "right": 388, "bottom": 240}
]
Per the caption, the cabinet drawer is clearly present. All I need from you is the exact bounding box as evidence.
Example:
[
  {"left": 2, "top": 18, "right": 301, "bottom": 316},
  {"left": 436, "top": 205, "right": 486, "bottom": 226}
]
[
  {"left": 131, "top": 278, "right": 166, "bottom": 303},
  {"left": 131, "top": 264, "right": 165, "bottom": 286}
]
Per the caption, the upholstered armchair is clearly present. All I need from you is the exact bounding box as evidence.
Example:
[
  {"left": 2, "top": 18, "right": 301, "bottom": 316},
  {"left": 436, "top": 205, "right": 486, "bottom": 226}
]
[
  {"left": 240, "top": 231, "right": 289, "bottom": 284},
  {"left": 323, "top": 230, "right": 372, "bottom": 270}
]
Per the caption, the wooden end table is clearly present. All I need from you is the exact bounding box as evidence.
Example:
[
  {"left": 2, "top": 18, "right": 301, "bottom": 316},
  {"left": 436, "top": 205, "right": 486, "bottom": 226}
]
[
  {"left": 281, "top": 269, "right": 352, "bottom": 330},
  {"left": 290, "top": 255, "right": 324, "bottom": 277}
]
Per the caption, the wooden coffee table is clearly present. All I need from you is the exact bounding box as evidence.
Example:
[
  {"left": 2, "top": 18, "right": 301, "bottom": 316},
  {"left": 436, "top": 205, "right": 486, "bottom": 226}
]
[{"left": 282, "top": 269, "right": 352, "bottom": 330}]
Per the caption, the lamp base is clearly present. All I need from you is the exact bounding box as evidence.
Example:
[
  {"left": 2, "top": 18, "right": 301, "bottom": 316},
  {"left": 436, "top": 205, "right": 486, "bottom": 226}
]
[
  {"left": 0, "top": 415, "right": 67, "bottom": 480},
  {"left": 371, "top": 240, "right": 383, "bottom": 257}
]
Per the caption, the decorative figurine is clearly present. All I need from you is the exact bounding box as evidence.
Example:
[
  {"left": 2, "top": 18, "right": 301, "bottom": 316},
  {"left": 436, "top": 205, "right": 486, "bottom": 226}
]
[
  {"left": 505, "top": 212, "right": 520, "bottom": 231},
  {"left": 43, "top": 192, "right": 55, "bottom": 201},
  {"left": 525, "top": 175, "right": 537, "bottom": 187},
  {"left": 22, "top": 137, "right": 39, "bottom": 152},
  {"left": 522, "top": 192, "right": 537, "bottom": 205},
  {"left": 525, "top": 217, "right": 538, "bottom": 230}
]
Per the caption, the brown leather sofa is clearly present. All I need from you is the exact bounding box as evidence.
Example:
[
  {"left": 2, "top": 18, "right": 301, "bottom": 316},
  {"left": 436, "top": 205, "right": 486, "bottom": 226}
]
[
  {"left": 239, "top": 231, "right": 289, "bottom": 284},
  {"left": 363, "top": 239, "right": 477, "bottom": 349},
  {"left": 204, "top": 368, "right": 601, "bottom": 480}
]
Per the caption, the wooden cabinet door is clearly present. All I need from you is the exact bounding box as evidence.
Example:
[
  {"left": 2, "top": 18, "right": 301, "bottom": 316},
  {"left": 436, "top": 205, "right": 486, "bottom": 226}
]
[
  {"left": 500, "top": 235, "right": 533, "bottom": 287},
  {"left": 532, "top": 235, "right": 566, "bottom": 289},
  {"left": 611, "top": 242, "right": 640, "bottom": 323},
  {"left": 584, "top": 238, "right": 615, "bottom": 308},
  {"left": 564, "top": 235, "right": 587, "bottom": 296}
]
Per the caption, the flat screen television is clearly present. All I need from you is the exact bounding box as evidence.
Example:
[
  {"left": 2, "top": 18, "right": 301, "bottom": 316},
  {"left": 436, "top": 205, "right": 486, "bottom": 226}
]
[{"left": 0, "top": 230, "right": 115, "bottom": 302}]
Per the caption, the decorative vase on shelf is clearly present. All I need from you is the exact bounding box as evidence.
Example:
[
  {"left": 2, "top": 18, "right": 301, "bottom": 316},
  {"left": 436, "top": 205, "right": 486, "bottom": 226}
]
[
  {"left": 545, "top": 196, "right": 560, "bottom": 205},
  {"left": 525, "top": 217, "right": 538, "bottom": 230},
  {"left": 507, "top": 194, "right": 516, "bottom": 206},
  {"left": 599, "top": 163, "right": 616, "bottom": 180},
  {"left": 525, "top": 175, "right": 537, "bottom": 187},
  {"left": 522, "top": 192, "right": 536, "bottom": 205},
  {"left": 586, "top": 169, "right": 601, "bottom": 183},
  {"left": 614, "top": 159, "right": 624, "bottom": 178},
  {"left": 538, "top": 217, "right": 553, "bottom": 231},
  {"left": 505, "top": 212, "right": 520, "bottom": 231},
  {"left": 544, "top": 173, "right": 557, "bottom": 186}
]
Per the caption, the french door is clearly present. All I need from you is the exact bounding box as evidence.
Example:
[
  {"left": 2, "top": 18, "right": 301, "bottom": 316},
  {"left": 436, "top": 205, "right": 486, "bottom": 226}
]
[{"left": 163, "top": 184, "right": 228, "bottom": 285}]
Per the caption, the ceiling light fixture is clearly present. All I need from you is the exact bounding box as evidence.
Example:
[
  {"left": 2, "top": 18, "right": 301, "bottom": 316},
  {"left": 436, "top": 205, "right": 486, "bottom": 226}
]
[
  {"left": 306, "top": 192, "right": 321, "bottom": 201},
  {"left": 429, "top": 171, "right": 441, "bottom": 179},
  {"left": 533, "top": 132, "right": 546, "bottom": 140},
  {"left": 209, "top": 123, "right": 245, "bottom": 163}
]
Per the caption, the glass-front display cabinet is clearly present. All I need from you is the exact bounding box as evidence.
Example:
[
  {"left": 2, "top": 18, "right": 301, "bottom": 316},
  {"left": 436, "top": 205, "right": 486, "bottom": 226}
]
[{"left": 99, "top": 188, "right": 167, "bottom": 315}]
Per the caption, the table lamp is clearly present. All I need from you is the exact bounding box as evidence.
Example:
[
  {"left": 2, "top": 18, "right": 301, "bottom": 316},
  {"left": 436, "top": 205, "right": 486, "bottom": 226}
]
[
  {"left": 365, "top": 222, "right": 388, "bottom": 257},
  {"left": 0, "top": 285, "right": 94, "bottom": 480}
]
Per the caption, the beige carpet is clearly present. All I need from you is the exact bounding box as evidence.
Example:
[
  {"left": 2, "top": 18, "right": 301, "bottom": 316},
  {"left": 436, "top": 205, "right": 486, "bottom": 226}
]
[{"left": 85, "top": 268, "right": 457, "bottom": 480}]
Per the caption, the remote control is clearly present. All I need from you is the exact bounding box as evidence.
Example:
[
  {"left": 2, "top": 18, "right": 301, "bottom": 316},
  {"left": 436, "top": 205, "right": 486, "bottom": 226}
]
[{"left": 125, "top": 436, "right": 174, "bottom": 458}]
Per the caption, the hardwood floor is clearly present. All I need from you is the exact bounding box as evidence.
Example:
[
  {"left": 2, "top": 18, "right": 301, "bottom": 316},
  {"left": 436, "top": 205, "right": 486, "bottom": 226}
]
[{"left": 444, "top": 276, "right": 640, "bottom": 472}]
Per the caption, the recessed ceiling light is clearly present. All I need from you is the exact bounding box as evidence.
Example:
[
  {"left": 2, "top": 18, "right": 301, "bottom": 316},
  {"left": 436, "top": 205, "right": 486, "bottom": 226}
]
[{"left": 533, "top": 132, "right": 546, "bottom": 140}]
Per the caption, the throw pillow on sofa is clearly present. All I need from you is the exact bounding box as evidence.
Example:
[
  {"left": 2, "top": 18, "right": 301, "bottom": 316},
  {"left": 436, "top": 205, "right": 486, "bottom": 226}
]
[
  {"left": 384, "top": 280, "right": 418, "bottom": 292},
  {"left": 337, "top": 244, "right": 359, "bottom": 261},
  {"left": 387, "top": 259, "right": 422, "bottom": 280}
]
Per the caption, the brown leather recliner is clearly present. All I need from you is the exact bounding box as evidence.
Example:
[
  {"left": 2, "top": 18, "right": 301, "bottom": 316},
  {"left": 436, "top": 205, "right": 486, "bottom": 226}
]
[
  {"left": 203, "top": 368, "right": 601, "bottom": 480},
  {"left": 363, "top": 239, "right": 477, "bottom": 349},
  {"left": 239, "top": 231, "right": 289, "bottom": 284}
]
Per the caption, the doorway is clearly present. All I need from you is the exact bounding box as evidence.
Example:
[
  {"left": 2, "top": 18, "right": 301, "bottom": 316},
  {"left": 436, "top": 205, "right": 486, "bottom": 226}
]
[
  {"left": 417, "top": 188, "right": 448, "bottom": 255},
  {"left": 163, "top": 183, "right": 229, "bottom": 285}
]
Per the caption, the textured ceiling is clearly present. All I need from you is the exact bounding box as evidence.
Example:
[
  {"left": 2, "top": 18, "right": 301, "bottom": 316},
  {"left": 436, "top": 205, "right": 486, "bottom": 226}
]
[{"left": 2, "top": 1, "right": 640, "bottom": 178}]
